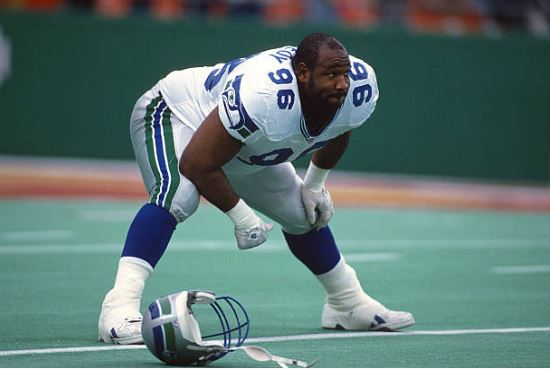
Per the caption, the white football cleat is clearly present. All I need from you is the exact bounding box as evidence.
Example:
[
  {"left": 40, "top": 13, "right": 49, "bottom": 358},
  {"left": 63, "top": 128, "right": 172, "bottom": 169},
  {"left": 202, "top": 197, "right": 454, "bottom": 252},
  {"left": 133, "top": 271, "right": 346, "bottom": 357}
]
[
  {"left": 98, "top": 290, "right": 144, "bottom": 345},
  {"left": 98, "top": 314, "right": 143, "bottom": 345},
  {"left": 321, "top": 302, "right": 415, "bottom": 331}
]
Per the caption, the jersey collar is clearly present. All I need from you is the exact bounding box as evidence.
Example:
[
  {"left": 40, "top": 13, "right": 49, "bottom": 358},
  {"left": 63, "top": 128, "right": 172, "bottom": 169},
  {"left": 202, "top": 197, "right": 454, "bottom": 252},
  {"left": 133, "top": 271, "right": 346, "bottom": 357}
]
[{"left": 299, "top": 104, "right": 344, "bottom": 141}]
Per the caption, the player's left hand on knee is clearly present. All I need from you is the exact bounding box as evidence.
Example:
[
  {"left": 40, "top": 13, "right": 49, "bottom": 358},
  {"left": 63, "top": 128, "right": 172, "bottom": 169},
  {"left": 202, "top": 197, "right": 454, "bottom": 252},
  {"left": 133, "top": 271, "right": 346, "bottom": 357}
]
[{"left": 301, "top": 186, "right": 334, "bottom": 230}]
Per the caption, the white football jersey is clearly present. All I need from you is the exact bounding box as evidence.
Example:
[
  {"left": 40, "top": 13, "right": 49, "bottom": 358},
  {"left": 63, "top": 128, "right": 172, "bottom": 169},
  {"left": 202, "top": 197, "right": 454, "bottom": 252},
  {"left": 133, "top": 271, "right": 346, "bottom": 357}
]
[{"left": 158, "top": 46, "right": 379, "bottom": 175}]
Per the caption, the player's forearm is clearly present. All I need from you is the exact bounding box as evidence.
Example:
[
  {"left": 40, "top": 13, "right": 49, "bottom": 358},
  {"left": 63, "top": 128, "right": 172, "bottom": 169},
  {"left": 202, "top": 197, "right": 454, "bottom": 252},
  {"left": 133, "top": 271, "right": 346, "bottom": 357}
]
[
  {"left": 311, "top": 131, "right": 351, "bottom": 169},
  {"left": 178, "top": 107, "right": 244, "bottom": 212},
  {"left": 180, "top": 165, "right": 239, "bottom": 212},
  {"left": 180, "top": 152, "right": 272, "bottom": 250}
]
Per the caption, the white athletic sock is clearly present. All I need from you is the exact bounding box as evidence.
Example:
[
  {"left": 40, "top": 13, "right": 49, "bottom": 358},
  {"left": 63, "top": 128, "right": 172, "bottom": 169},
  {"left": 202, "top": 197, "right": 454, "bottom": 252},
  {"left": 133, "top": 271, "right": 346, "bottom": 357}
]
[
  {"left": 316, "top": 257, "right": 380, "bottom": 311},
  {"left": 104, "top": 256, "right": 153, "bottom": 313}
]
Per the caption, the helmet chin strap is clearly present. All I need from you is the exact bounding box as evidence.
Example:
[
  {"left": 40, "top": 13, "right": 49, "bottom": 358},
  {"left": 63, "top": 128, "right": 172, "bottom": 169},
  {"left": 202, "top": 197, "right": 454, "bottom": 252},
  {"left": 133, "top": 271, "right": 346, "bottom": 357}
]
[{"left": 228, "top": 345, "right": 318, "bottom": 368}]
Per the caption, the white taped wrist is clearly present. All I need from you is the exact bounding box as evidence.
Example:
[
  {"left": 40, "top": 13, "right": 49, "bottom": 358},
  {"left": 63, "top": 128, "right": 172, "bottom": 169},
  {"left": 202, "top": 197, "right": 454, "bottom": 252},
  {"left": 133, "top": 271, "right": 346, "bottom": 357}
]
[
  {"left": 304, "top": 161, "right": 330, "bottom": 192},
  {"left": 225, "top": 199, "right": 257, "bottom": 229}
]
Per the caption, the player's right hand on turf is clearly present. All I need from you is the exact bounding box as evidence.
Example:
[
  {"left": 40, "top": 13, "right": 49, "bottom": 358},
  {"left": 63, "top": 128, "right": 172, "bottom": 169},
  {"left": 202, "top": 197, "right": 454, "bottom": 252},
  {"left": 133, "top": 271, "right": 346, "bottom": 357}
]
[{"left": 226, "top": 199, "right": 273, "bottom": 250}]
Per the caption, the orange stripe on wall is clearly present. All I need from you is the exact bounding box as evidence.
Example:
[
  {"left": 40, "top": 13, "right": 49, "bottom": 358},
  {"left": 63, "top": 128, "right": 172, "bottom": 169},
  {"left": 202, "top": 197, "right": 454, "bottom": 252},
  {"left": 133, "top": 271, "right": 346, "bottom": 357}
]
[{"left": 2, "top": 161, "right": 549, "bottom": 211}]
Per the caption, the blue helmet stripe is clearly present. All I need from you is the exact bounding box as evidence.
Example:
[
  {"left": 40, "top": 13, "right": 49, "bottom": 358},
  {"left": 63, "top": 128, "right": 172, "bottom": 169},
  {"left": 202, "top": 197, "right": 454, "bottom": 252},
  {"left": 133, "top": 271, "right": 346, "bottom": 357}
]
[
  {"left": 149, "top": 301, "right": 165, "bottom": 356},
  {"left": 148, "top": 301, "right": 160, "bottom": 319},
  {"left": 152, "top": 325, "right": 164, "bottom": 356}
]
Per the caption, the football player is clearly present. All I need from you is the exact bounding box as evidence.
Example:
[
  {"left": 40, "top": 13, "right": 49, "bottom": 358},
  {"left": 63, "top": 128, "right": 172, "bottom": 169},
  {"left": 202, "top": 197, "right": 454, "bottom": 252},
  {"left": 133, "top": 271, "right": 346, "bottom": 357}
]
[{"left": 98, "top": 32, "right": 415, "bottom": 345}]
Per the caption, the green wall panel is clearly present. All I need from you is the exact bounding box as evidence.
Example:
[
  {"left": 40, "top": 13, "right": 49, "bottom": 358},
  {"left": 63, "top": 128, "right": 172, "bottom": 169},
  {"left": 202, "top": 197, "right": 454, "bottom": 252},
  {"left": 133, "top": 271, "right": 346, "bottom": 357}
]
[{"left": 0, "top": 11, "right": 549, "bottom": 182}]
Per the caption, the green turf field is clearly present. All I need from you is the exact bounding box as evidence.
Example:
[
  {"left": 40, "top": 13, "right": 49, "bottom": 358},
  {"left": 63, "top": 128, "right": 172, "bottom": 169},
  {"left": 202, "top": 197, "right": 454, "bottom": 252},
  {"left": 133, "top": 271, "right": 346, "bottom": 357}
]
[{"left": 1, "top": 199, "right": 549, "bottom": 367}]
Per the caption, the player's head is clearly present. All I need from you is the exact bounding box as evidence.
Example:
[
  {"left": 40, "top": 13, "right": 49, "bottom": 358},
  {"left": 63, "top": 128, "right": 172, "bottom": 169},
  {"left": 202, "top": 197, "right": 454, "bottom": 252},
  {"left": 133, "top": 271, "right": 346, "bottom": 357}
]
[
  {"left": 293, "top": 33, "right": 351, "bottom": 108},
  {"left": 293, "top": 32, "right": 347, "bottom": 70}
]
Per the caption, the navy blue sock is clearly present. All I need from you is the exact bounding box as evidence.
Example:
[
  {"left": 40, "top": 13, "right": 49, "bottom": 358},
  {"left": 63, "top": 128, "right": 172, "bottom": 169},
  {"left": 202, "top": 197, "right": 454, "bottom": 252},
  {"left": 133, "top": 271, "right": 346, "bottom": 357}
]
[
  {"left": 121, "top": 203, "right": 177, "bottom": 268},
  {"left": 283, "top": 226, "right": 341, "bottom": 275}
]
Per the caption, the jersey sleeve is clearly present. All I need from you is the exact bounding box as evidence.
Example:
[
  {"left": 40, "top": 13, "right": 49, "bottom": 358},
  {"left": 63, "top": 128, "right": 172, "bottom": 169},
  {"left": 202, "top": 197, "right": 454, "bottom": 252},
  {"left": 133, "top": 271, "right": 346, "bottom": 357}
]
[
  {"left": 345, "top": 56, "right": 380, "bottom": 128},
  {"left": 217, "top": 71, "right": 268, "bottom": 144}
]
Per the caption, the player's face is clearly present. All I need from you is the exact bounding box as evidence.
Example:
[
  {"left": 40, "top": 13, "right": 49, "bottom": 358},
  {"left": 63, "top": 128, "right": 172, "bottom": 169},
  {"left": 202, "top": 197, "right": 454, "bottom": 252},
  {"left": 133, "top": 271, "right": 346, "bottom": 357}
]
[{"left": 308, "top": 46, "right": 351, "bottom": 108}]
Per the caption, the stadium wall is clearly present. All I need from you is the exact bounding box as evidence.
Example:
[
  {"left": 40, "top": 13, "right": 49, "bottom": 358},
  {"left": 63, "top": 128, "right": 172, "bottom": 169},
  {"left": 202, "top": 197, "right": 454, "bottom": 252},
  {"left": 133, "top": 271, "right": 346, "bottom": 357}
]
[{"left": 0, "top": 12, "right": 549, "bottom": 182}]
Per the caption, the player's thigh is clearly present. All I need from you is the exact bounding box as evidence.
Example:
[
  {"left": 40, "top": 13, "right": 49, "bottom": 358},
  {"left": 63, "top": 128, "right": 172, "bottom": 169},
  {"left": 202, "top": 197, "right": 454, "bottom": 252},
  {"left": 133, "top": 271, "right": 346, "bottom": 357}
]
[
  {"left": 228, "top": 163, "right": 312, "bottom": 234},
  {"left": 130, "top": 90, "right": 200, "bottom": 222}
]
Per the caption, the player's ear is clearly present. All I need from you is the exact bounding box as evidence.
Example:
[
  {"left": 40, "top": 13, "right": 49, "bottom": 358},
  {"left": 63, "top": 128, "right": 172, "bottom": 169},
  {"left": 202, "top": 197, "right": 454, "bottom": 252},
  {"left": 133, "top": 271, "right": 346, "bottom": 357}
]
[{"left": 295, "top": 62, "right": 310, "bottom": 83}]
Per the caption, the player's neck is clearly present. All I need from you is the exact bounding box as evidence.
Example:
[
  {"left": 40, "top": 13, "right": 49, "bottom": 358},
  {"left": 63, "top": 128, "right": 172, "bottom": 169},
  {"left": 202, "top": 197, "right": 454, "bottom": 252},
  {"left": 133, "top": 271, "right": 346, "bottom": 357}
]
[{"left": 301, "top": 98, "right": 339, "bottom": 136}]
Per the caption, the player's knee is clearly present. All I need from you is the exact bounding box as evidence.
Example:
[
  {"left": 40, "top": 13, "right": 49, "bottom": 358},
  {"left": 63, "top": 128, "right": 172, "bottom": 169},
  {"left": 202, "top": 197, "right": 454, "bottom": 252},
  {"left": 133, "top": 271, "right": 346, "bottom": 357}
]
[
  {"left": 279, "top": 213, "right": 314, "bottom": 235},
  {"left": 169, "top": 189, "right": 200, "bottom": 223},
  {"left": 282, "top": 223, "right": 316, "bottom": 235}
]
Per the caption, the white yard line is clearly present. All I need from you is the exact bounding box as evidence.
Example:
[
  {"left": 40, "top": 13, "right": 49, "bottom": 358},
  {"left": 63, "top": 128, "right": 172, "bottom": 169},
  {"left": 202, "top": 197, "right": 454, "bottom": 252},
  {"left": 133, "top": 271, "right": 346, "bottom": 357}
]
[
  {"left": 0, "top": 242, "right": 235, "bottom": 254},
  {"left": 0, "top": 230, "right": 74, "bottom": 241},
  {"left": 491, "top": 265, "right": 550, "bottom": 274},
  {"left": 0, "top": 244, "right": 122, "bottom": 254},
  {"left": 345, "top": 252, "right": 398, "bottom": 262},
  {"left": 79, "top": 209, "right": 136, "bottom": 222},
  {"left": 0, "top": 238, "right": 549, "bottom": 255},
  {"left": 1, "top": 327, "right": 549, "bottom": 357},
  {"left": 0, "top": 345, "right": 144, "bottom": 357},
  {"left": 341, "top": 239, "right": 550, "bottom": 249}
]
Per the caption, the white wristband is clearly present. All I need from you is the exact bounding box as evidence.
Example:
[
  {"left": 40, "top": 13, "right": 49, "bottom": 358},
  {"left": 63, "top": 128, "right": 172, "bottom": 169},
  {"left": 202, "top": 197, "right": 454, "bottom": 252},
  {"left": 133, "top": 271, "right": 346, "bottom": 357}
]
[
  {"left": 225, "top": 199, "right": 257, "bottom": 229},
  {"left": 303, "top": 161, "right": 330, "bottom": 192}
]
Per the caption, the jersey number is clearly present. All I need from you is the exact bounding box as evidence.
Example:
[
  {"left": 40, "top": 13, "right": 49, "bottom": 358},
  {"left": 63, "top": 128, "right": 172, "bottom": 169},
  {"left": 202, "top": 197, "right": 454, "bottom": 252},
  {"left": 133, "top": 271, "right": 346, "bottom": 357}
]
[
  {"left": 204, "top": 57, "right": 247, "bottom": 92},
  {"left": 349, "top": 62, "right": 372, "bottom": 107},
  {"left": 238, "top": 140, "right": 330, "bottom": 166},
  {"left": 268, "top": 68, "right": 295, "bottom": 110}
]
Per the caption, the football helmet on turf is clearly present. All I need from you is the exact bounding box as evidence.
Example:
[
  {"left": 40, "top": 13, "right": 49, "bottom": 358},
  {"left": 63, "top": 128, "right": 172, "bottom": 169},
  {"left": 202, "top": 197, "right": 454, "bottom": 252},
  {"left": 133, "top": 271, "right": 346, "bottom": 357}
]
[{"left": 141, "top": 290, "right": 249, "bottom": 366}]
